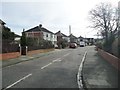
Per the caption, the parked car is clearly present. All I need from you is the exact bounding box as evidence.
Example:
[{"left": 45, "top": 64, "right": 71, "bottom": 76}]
[
  {"left": 55, "top": 44, "right": 58, "bottom": 49},
  {"left": 69, "top": 43, "right": 77, "bottom": 48}
]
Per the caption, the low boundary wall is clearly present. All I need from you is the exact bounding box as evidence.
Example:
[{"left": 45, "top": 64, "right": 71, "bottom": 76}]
[
  {"left": 0, "top": 48, "right": 54, "bottom": 60},
  {"left": 98, "top": 48, "right": 120, "bottom": 71},
  {"left": 27, "top": 48, "right": 54, "bottom": 56},
  {"left": 0, "top": 52, "right": 20, "bottom": 60}
]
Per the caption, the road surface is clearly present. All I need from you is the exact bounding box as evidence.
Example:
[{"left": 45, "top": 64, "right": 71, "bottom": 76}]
[{"left": 2, "top": 46, "right": 88, "bottom": 89}]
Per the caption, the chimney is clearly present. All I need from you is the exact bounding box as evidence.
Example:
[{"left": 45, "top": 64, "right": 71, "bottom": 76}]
[{"left": 39, "top": 24, "right": 42, "bottom": 28}]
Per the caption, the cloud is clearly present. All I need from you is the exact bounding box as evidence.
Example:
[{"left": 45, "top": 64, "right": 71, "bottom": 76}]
[{"left": 1, "top": 0, "right": 119, "bottom": 38}]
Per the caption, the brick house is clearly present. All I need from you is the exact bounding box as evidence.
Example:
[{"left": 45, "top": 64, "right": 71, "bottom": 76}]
[
  {"left": 55, "top": 31, "right": 70, "bottom": 48},
  {"left": 25, "top": 24, "right": 57, "bottom": 46}
]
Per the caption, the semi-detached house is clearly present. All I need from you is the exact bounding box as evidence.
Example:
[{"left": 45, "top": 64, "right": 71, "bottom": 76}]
[
  {"left": 25, "top": 24, "right": 57, "bottom": 46},
  {"left": 55, "top": 31, "right": 70, "bottom": 43}
]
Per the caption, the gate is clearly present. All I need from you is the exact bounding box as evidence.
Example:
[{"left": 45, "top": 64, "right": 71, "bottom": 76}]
[{"left": 21, "top": 46, "right": 27, "bottom": 55}]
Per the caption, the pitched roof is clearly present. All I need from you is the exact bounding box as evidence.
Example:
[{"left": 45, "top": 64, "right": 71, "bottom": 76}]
[
  {"left": 78, "top": 36, "right": 84, "bottom": 38},
  {"left": 41, "top": 27, "right": 54, "bottom": 34},
  {"left": 25, "top": 26, "right": 40, "bottom": 32},
  {"left": 68, "top": 34, "right": 77, "bottom": 39},
  {"left": 55, "top": 31, "right": 68, "bottom": 37},
  {"left": 55, "top": 31, "right": 61, "bottom": 35},
  {"left": 0, "top": 19, "right": 6, "bottom": 25},
  {"left": 25, "top": 25, "right": 54, "bottom": 34},
  {"left": 61, "top": 33, "right": 68, "bottom": 37}
]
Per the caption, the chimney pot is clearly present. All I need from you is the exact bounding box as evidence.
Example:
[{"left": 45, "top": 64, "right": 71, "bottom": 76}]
[{"left": 39, "top": 24, "right": 42, "bottom": 28}]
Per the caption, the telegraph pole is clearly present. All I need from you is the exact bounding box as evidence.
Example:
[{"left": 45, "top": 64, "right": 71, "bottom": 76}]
[
  {"left": 69, "top": 25, "right": 71, "bottom": 35},
  {"left": 69, "top": 25, "right": 71, "bottom": 43}
]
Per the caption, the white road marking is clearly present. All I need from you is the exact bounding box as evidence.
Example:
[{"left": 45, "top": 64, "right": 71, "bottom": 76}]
[
  {"left": 58, "top": 60, "right": 62, "bottom": 62},
  {"left": 52, "top": 60, "right": 58, "bottom": 62},
  {"left": 52, "top": 58, "right": 61, "bottom": 62},
  {"left": 77, "top": 51, "right": 87, "bottom": 89},
  {"left": 52, "top": 53, "right": 70, "bottom": 63},
  {"left": 63, "top": 53, "right": 70, "bottom": 57},
  {"left": 41, "top": 63, "right": 52, "bottom": 69},
  {"left": 4, "top": 74, "right": 32, "bottom": 89}
]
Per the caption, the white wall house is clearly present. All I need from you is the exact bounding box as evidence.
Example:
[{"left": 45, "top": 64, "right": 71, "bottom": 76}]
[
  {"left": 25, "top": 24, "right": 57, "bottom": 46},
  {"left": 62, "top": 34, "right": 70, "bottom": 43},
  {"left": 55, "top": 31, "right": 70, "bottom": 43},
  {"left": 69, "top": 34, "right": 78, "bottom": 43},
  {"left": 42, "top": 31, "right": 57, "bottom": 46},
  {"left": 53, "top": 34, "right": 57, "bottom": 46}
]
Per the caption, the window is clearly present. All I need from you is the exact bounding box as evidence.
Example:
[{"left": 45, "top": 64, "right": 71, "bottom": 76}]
[{"left": 46, "top": 34, "right": 48, "bottom": 37}]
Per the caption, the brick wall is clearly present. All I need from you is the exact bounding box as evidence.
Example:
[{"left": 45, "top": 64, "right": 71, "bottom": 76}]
[
  {"left": 112, "top": 38, "right": 119, "bottom": 57},
  {"left": 0, "top": 48, "right": 54, "bottom": 60},
  {"left": 27, "top": 48, "right": 54, "bottom": 56},
  {"left": 98, "top": 48, "right": 120, "bottom": 71},
  {"left": 0, "top": 52, "right": 20, "bottom": 60}
]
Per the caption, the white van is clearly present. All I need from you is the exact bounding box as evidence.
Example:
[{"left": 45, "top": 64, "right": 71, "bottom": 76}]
[{"left": 79, "top": 41, "right": 85, "bottom": 47}]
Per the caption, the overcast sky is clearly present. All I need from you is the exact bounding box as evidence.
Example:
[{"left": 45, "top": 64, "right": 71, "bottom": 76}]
[{"left": 1, "top": 0, "right": 119, "bottom": 38}]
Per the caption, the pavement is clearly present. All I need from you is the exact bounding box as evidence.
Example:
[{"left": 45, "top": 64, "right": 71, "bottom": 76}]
[
  {"left": 2, "top": 49, "right": 61, "bottom": 68},
  {"left": 82, "top": 46, "right": 118, "bottom": 89}
]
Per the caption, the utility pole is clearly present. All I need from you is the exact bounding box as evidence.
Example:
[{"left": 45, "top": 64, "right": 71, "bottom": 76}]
[
  {"left": 85, "top": 34, "right": 86, "bottom": 46},
  {"left": 69, "top": 25, "right": 71, "bottom": 35},
  {"left": 69, "top": 25, "right": 71, "bottom": 43}
]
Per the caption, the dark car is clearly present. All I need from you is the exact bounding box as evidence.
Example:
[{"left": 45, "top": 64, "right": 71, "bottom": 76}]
[{"left": 69, "top": 43, "right": 77, "bottom": 48}]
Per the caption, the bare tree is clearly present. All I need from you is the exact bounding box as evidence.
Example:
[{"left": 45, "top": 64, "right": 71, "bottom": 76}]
[
  {"left": 89, "top": 2, "right": 118, "bottom": 51},
  {"left": 89, "top": 3, "right": 118, "bottom": 38}
]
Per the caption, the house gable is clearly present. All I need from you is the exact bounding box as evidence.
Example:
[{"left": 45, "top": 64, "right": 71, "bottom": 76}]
[{"left": 25, "top": 25, "right": 56, "bottom": 45}]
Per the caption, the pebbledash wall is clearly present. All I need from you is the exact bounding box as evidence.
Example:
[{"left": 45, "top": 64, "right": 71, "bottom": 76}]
[
  {"left": 0, "top": 48, "right": 54, "bottom": 60},
  {"left": 98, "top": 48, "right": 120, "bottom": 71}
]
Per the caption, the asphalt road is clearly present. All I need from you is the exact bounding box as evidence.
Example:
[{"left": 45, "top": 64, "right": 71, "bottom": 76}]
[{"left": 2, "top": 47, "right": 88, "bottom": 89}]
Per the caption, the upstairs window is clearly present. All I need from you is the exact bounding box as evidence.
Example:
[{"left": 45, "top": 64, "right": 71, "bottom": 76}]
[{"left": 46, "top": 34, "right": 48, "bottom": 37}]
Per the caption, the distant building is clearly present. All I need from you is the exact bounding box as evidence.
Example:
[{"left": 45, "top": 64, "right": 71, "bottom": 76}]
[
  {"left": 69, "top": 34, "right": 78, "bottom": 43},
  {"left": 25, "top": 24, "right": 57, "bottom": 46},
  {"left": 77, "top": 36, "right": 95, "bottom": 45},
  {"left": 85, "top": 38, "right": 95, "bottom": 45},
  {"left": 55, "top": 31, "right": 70, "bottom": 48},
  {"left": 55, "top": 31, "right": 69, "bottom": 41},
  {"left": 77, "top": 36, "right": 84, "bottom": 42},
  {"left": 14, "top": 34, "right": 21, "bottom": 44},
  {"left": 61, "top": 33, "right": 70, "bottom": 42}
]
